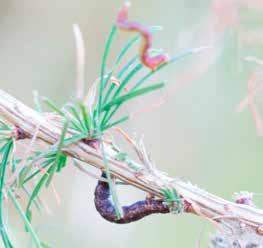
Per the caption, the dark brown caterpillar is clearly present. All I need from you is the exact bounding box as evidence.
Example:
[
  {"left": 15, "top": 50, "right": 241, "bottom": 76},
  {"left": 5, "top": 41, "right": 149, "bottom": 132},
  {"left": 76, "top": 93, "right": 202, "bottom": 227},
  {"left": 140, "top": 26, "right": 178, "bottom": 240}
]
[{"left": 94, "top": 173, "right": 170, "bottom": 224}]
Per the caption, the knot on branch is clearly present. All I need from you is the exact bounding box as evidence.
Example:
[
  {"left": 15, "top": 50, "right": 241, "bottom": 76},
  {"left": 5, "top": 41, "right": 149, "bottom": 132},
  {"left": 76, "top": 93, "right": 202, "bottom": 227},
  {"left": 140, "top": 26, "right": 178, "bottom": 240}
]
[
  {"left": 82, "top": 138, "right": 100, "bottom": 150},
  {"left": 12, "top": 126, "right": 28, "bottom": 140}
]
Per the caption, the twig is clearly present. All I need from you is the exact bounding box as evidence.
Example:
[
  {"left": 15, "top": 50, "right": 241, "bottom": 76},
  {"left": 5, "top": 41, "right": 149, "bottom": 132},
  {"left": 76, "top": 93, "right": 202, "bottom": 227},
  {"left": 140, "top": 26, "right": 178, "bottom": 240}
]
[
  {"left": 73, "top": 24, "right": 86, "bottom": 101},
  {"left": 0, "top": 89, "right": 263, "bottom": 243}
]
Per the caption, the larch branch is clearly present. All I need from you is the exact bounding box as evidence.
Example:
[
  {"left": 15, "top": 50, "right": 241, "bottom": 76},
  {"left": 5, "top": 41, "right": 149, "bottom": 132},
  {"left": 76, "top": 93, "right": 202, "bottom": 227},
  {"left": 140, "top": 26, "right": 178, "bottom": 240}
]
[{"left": 0, "top": 89, "right": 262, "bottom": 245}]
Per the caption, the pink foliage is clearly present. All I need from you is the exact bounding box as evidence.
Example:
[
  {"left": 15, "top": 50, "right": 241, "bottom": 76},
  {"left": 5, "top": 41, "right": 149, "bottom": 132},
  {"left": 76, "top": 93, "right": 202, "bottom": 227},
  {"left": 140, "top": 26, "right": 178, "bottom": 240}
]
[
  {"left": 211, "top": 0, "right": 239, "bottom": 33},
  {"left": 238, "top": 73, "right": 263, "bottom": 136}
]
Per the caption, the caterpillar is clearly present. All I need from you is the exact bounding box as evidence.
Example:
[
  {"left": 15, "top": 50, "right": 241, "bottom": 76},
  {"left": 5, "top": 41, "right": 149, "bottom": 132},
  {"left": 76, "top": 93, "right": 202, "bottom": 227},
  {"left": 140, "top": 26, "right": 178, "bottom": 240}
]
[
  {"left": 116, "top": 2, "right": 169, "bottom": 71},
  {"left": 94, "top": 173, "right": 170, "bottom": 224}
]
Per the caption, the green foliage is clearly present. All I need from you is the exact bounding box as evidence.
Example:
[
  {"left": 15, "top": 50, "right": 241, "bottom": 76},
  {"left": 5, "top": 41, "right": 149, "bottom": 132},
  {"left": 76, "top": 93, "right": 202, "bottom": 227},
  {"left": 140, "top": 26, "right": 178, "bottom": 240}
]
[
  {"left": 101, "top": 142, "right": 123, "bottom": 219},
  {"left": 24, "top": 122, "right": 69, "bottom": 223},
  {"left": 102, "top": 82, "right": 164, "bottom": 111},
  {"left": 25, "top": 167, "right": 49, "bottom": 223},
  {"left": 93, "top": 26, "right": 204, "bottom": 132},
  {"left": 0, "top": 140, "right": 14, "bottom": 248},
  {"left": 41, "top": 24, "right": 201, "bottom": 137},
  {"left": 97, "top": 25, "right": 118, "bottom": 115},
  {"left": 161, "top": 188, "right": 183, "bottom": 214},
  {"left": 0, "top": 120, "right": 12, "bottom": 146},
  {"left": 45, "top": 121, "right": 68, "bottom": 186}
]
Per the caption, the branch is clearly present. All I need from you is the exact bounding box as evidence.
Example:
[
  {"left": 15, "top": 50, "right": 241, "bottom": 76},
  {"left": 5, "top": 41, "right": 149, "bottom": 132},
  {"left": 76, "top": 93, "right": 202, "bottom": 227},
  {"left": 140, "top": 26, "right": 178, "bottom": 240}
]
[{"left": 0, "top": 89, "right": 263, "bottom": 245}]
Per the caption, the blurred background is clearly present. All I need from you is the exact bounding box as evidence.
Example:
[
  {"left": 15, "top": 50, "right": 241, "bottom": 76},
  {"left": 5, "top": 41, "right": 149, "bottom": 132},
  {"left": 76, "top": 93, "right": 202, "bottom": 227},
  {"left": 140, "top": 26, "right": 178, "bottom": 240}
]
[{"left": 1, "top": 0, "right": 263, "bottom": 247}]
